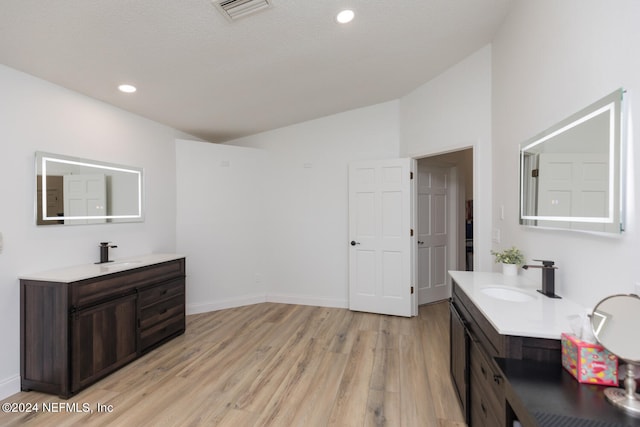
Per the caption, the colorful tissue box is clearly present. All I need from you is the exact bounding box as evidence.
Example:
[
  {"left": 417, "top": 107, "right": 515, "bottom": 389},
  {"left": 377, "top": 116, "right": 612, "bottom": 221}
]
[{"left": 561, "top": 333, "right": 618, "bottom": 386}]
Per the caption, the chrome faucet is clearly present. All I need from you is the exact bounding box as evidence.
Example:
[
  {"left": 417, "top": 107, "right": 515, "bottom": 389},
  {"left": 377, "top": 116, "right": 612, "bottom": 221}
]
[
  {"left": 97, "top": 242, "right": 117, "bottom": 264},
  {"left": 522, "top": 259, "right": 561, "bottom": 299}
]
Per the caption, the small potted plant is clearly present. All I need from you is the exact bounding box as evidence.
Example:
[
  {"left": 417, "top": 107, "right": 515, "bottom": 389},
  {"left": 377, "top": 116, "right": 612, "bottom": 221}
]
[{"left": 491, "top": 246, "right": 525, "bottom": 276}]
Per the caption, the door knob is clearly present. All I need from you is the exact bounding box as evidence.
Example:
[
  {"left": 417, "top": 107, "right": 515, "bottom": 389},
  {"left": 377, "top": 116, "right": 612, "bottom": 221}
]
[
  {"left": 350, "top": 241, "right": 360, "bottom": 246},
  {"left": 418, "top": 241, "right": 424, "bottom": 245}
]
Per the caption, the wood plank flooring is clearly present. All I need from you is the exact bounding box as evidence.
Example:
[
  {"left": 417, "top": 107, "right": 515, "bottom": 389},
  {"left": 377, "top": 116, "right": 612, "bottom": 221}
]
[{"left": 1, "top": 302, "right": 465, "bottom": 427}]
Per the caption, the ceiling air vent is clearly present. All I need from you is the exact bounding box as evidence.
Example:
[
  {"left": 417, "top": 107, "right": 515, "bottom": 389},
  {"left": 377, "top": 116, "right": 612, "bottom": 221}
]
[{"left": 213, "top": 0, "right": 272, "bottom": 21}]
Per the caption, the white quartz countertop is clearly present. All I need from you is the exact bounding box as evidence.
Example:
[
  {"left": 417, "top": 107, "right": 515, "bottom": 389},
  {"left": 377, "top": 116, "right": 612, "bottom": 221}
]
[
  {"left": 19, "top": 253, "right": 185, "bottom": 283},
  {"left": 449, "top": 270, "right": 585, "bottom": 340}
]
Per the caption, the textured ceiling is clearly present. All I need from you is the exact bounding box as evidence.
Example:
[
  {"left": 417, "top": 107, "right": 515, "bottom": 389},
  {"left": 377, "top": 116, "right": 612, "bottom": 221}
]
[{"left": 0, "top": 0, "right": 512, "bottom": 143}]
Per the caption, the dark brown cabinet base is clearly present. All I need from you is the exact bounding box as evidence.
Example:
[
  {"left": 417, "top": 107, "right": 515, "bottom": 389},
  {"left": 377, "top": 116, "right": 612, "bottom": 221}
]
[
  {"left": 450, "top": 279, "right": 560, "bottom": 426},
  {"left": 20, "top": 258, "right": 186, "bottom": 398}
]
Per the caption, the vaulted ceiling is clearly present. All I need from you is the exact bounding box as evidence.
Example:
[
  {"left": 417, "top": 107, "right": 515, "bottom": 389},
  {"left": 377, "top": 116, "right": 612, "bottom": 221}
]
[{"left": 0, "top": 0, "right": 511, "bottom": 142}]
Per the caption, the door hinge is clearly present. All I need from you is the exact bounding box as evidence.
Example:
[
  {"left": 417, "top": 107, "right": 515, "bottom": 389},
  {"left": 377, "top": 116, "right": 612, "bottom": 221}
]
[
  {"left": 411, "top": 286, "right": 414, "bottom": 294},
  {"left": 410, "top": 171, "right": 414, "bottom": 180},
  {"left": 410, "top": 228, "right": 414, "bottom": 236}
]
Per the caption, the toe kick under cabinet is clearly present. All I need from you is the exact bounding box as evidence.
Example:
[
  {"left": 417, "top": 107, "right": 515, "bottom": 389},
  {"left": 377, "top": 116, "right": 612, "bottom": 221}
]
[{"left": 20, "top": 256, "right": 186, "bottom": 398}]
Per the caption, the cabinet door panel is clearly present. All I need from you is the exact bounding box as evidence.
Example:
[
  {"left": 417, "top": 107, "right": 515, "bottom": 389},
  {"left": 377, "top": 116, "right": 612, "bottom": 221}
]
[
  {"left": 71, "top": 294, "right": 138, "bottom": 392},
  {"left": 450, "top": 303, "right": 469, "bottom": 423}
]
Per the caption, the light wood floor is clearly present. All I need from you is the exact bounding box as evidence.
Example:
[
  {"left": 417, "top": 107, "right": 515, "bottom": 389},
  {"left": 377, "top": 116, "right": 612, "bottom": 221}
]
[{"left": 1, "top": 302, "right": 465, "bottom": 427}]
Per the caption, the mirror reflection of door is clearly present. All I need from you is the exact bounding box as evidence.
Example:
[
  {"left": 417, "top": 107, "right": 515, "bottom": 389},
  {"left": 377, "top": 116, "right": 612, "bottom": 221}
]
[
  {"left": 537, "top": 153, "right": 608, "bottom": 231},
  {"left": 63, "top": 174, "right": 107, "bottom": 225}
]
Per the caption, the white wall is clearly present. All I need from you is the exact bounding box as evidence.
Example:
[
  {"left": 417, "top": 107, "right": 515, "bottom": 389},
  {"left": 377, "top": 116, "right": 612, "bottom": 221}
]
[
  {"left": 209, "top": 101, "right": 401, "bottom": 307},
  {"left": 176, "top": 140, "right": 270, "bottom": 312},
  {"left": 399, "top": 45, "right": 493, "bottom": 270},
  {"left": 492, "top": 0, "right": 640, "bottom": 306},
  {"left": 0, "top": 65, "right": 189, "bottom": 398}
]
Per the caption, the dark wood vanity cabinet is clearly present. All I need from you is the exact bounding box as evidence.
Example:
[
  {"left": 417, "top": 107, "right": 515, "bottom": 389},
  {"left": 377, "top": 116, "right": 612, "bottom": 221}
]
[
  {"left": 20, "top": 258, "right": 185, "bottom": 398},
  {"left": 450, "top": 280, "right": 560, "bottom": 427}
]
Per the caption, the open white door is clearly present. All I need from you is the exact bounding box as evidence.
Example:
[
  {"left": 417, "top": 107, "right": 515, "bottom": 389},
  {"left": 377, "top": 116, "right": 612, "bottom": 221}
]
[{"left": 348, "top": 158, "right": 414, "bottom": 317}]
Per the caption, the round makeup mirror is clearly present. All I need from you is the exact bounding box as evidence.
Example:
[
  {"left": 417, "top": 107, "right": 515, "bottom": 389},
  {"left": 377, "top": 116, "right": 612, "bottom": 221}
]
[{"left": 591, "top": 294, "right": 640, "bottom": 416}]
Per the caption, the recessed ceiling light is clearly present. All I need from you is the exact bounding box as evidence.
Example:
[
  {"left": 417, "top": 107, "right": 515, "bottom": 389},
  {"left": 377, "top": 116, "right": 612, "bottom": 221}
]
[
  {"left": 118, "top": 84, "right": 137, "bottom": 93},
  {"left": 336, "top": 9, "right": 354, "bottom": 24}
]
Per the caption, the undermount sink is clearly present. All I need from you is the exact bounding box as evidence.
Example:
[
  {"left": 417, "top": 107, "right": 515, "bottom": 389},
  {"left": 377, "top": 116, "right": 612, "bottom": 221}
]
[
  {"left": 106, "top": 260, "right": 143, "bottom": 267},
  {"left": 481, "top": 286, "right": 534, "bottom": 302}
]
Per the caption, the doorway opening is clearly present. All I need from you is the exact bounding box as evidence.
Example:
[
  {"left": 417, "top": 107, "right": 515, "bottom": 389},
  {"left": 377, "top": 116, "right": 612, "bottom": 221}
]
[{"left": 415, "top": 148, "right": 473, "bottom": 306}]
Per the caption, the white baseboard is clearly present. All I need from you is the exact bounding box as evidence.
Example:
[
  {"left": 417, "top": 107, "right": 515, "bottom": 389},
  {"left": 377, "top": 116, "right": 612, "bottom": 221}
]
[
  {"left": 186, "top": 293, "right": 348, "bottom": 315},
  {"left": 0, "top": 375, "right": 21, "bottom": 401},
  {"left": 267, "top": 293, "right": 348, "bottom": 309},
  {"left": 186, "top": 293, "right": 267, "bottom": 315}
]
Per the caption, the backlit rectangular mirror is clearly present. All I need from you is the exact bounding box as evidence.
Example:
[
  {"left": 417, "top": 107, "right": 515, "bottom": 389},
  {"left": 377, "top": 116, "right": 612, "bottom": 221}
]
[
  {"left": 35, "top": 152, "right": 144, "bottom": 225},
  {"left": 519, "top": 89, "right": 626, "bottom": 233}
]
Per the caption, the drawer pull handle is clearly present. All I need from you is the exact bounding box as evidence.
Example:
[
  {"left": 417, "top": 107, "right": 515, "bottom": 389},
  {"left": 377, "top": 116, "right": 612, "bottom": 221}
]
[
  {"left": 161, "top": 290, "right": 168, "bottom": 295},
  {"left": 493, "top": 374, "right": 502, "bottom": 385},
  {"left": 480, "top": 366, "right": 486, "bottom": 376},
  {"left": 480, "top": 403, "right": 487, "bottom": 415}
]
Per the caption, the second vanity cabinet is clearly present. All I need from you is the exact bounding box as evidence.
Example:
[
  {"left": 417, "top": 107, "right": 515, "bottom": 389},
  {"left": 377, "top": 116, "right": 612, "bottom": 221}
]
[
  {"left": 20, "top": 256, "right": 186, "bottom": 398},
  {"left": 450, "top": 279, "right": 560, "bottom": 427}
]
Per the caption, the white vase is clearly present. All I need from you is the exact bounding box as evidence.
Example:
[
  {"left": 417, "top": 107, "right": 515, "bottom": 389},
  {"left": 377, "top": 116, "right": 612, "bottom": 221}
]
[{"left": 502, "top": 263, "right": 518, "bottom": 276}]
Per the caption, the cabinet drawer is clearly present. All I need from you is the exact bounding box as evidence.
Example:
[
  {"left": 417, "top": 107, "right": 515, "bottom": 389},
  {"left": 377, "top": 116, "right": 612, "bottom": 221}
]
[
  {"left": 470, "top": 373, "right": 503, "bottom": 427},
  {"left": 470, "top": 339, "right": 505, "bottom": 423},
  {"left": 140, "top": 295, "right": 184, "bottom": 330},
  {"left": 74, "top": 259, "right": 185, "bottom": 307},
  {"left": 140, "top": 316, "right": 185, "bottom": 352},
  {"left": 139, "top": 278, "right": 184, "bottom": 308}
]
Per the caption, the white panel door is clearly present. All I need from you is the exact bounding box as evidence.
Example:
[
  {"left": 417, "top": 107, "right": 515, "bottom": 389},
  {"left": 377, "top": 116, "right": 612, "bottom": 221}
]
[
  {"left": 348, "top": 158, "right": 413, "bottom": 317},
  {"left": 63, "top": 174, "right": 107, "bottom": 225},
  {"left": 417, "top": 165, "right": 450, "bottom": 304}
]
